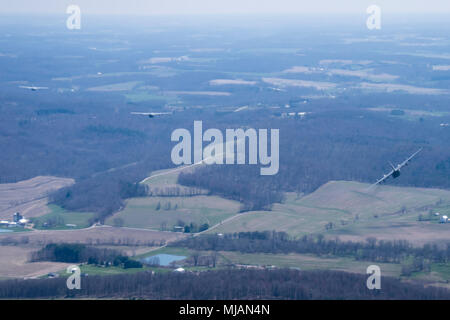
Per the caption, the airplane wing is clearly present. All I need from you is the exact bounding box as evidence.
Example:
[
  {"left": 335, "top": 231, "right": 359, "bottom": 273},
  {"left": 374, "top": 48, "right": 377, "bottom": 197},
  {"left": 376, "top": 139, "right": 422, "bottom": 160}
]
[
  {"left": 371, "top": 148, "right": 423, "bottom": 187},
  {"left": 19, "top": 86, "right": 48, "bottom": 90},
  {"left": 234, "top": 106, "right": 249, "bottom": 113},
  {"left": 131, "top": 112, "right": 172, "bottom": 116},
  {"left": 397, "top": 148, "right": 423, "bottom": 170},
  {"left": 372, "top": 169, "right": 395, "bottom": 186},
  {"left": 131, "top": 112, "right": 152, "bottom": 115}
]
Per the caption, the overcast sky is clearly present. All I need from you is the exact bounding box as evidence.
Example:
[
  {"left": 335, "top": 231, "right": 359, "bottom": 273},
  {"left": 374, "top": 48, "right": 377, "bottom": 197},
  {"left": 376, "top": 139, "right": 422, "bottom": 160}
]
[{"left": 1, "top": 0, "right": 450, "bottom": 15}]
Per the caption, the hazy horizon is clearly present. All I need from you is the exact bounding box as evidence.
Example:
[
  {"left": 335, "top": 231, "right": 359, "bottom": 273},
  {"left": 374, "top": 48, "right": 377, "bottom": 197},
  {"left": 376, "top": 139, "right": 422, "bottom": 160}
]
[{"left": 1, "top": 0, "right": 450, "bottom": 15}]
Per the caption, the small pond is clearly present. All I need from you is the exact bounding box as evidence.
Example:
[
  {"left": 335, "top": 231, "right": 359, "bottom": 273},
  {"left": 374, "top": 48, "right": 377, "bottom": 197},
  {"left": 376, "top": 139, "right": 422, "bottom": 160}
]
[{"left": 141, "top": 254, "right": 186, "bottom": 266}]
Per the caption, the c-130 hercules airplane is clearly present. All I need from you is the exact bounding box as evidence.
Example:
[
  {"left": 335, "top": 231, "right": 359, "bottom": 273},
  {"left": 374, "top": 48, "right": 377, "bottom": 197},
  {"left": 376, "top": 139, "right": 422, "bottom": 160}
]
[
  {"left": 130, "top": 111, "right": 172, "bottom": 118},
  {"left": 372, "top": 148, "right": 423, "bottom": 186}
]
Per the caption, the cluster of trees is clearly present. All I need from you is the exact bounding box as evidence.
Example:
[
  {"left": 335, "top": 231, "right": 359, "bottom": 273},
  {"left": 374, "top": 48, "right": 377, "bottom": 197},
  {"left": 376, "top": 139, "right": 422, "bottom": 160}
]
[
  {"left": 30, "top": 243, "right": 142, "bottom": 269},
  {"left": 183, "top": 223, "right": 209, "bottom": 233},
  {"left": 179, "top": 166, "right": 284, "bottom": 211},
  {"left": 50, "top": 173, "right": 154, "bottom": 224},
  {"left": 30, "top": 215, "right": 65, "bottom": 229},
  {"left": 155, "top": 201, "right": 178, "bottom": 211},
  {"left": 31, "top": 243, "right": 120, "bottom": 263},
  {"left": 118, "top": 182, "right": 148, "bottom": 199},
  {"left": 0, "top": 269, "right": 448, "bottom": 299},
  {"left": 185, "top": 252, "right": 218, "bottom": 267},
  {"left": 172, "top": 232, "right": 450, "bottom": 264},
  {"left": 148, "top": 186, "right": 205, "bottom": 197},
  {"left": 401, "top": 257, "right": 432, "bottom": 276},
  {"left": 172, "top": 219, "right": 209, "bottom": 233},
  {"left": 109, "top": 256, "right": 143, "bottom": 269}
]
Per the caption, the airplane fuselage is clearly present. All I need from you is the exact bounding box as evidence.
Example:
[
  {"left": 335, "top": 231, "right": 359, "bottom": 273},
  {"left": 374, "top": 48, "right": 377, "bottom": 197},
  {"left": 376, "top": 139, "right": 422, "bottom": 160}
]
[{"left": 392, "top": 170, "right": 400, "bottom": 178}]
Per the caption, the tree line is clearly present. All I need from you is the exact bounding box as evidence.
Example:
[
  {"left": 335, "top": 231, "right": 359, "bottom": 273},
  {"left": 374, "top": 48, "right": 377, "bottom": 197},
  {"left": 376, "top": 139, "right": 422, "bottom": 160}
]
[
  {"left": 0, "top": 269, "right": 448, "bottom": 299},
  {"left": 30, "top": 243, "right": 143, "bottom": 269},
  {"left": 171, "top": 231, "right": 450, "bottom": 264}
]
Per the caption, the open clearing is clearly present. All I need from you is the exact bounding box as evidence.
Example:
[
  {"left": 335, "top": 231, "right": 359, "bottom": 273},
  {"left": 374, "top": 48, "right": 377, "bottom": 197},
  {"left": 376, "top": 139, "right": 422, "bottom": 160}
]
[
  {"left": 0, "top": 246, "right": 69, "bottom": 279},
  {"left": 208, "top": 181, "right": 450, "bottom": 245},
  {"left": 282, "top": 66, "right": 398, "bottom": 82},
  {"left": 262, "top": 77, "right": 336, "bottom": 90},
  {"left": 209, "top": 79, "right": 257, "bottom": 86},
  {"left": 0, "top": 176, "right": 74, "bottom": 220},
  {"left": 31, "top": 204, "right": 94, "bottom": 230},
  {"left": 220, "top": 251, "right": 402, "bottom": 277},
  {"left": 105, "top": 196, "right": 240, "bottom": 231},
  {"left": 358, "top": 82, "right": 449, "bottom": 95}
]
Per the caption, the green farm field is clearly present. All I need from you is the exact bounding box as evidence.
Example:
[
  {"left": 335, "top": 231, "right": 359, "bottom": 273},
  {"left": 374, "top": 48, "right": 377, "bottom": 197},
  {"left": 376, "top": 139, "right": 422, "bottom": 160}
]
[
  {"left": 105, "top": 195, "right": 240, "bottom": 231},
  {"left": 219, "top": 251, "right": 402, "bottom": 277},
  {"left": 31, "top": 204, "right": 94, "bottom": 230},
  {"left": 207, "top": 181, "right": 450, "bottom": 244}
]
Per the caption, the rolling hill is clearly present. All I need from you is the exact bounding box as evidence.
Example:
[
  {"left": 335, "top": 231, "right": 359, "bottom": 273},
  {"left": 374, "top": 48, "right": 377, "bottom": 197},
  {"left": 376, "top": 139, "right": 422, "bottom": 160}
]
[{"left": 208, "top": 181, "right": 450, "bottom": 244}]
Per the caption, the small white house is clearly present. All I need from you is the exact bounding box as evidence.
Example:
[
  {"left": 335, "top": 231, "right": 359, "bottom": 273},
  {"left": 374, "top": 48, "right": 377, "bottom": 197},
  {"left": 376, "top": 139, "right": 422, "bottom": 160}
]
[
  {"left": 173, "top": 226, "right": 184, "bottom": 232},
  {"left": 173, "top": 267, "right": 185, "bottom": 273},
  {"left": 440, "top": 215, "right": 448, "bottom": 223}
]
